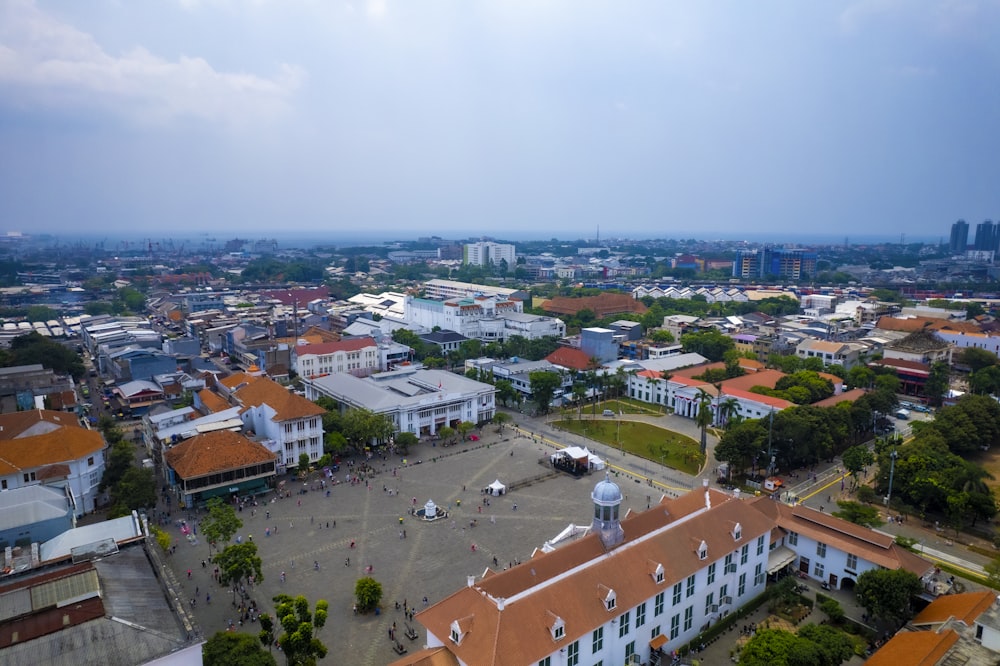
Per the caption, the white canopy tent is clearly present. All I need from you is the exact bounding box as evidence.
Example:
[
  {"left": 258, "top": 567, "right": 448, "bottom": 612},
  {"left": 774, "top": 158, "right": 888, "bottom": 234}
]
[{"left": 488, "top": 479, "right": 507, "bottom": 496}]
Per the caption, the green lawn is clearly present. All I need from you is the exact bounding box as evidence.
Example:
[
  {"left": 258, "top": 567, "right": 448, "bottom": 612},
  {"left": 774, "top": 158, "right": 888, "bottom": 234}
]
[
  {"left": 552, "top": 419, "right": 704, "bottom": 475},
  {"left": 558, "top": 398, "right": 664, "bottom": 418}
]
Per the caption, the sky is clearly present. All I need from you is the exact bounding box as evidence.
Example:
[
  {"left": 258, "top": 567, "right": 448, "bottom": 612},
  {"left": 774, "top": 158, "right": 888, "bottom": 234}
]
[{"left": 1, "top": 0, "right": 999, "bottom": 244}]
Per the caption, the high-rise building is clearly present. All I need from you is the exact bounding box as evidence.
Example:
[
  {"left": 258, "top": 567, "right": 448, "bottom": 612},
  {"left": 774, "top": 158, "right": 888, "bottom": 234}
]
[
  {"left": 974, "top": 220, "right": 997, "bottom": 253},
  {"left": 731, "top": 247, "right": 817, "bottom": 281},
  {"left": 463, "top": 241, "right": 516, "bottom": 268},
  {"left": 949, "top": 219, "right": 969, "bottom": 254}
]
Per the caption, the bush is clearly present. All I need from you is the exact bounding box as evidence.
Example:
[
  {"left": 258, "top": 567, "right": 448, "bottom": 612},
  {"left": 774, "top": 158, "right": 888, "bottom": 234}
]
[{"left": 820, "top": 598, "right": 845, "bottom": 623}]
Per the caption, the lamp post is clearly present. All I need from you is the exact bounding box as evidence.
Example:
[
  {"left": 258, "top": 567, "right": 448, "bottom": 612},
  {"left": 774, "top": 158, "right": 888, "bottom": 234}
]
[{"left": 885, "top": 449, "right": 898, "bottom": 506}]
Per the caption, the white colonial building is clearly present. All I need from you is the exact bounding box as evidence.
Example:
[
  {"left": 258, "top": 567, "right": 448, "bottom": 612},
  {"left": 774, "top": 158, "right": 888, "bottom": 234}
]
[
  {"left": 394, "top": 478, "right": 932, "bottom": 666},
  {"left": 303, "top": 367, "right": 496, "bottom": 436},
  {"left": 231, "top": 376, "right": 326, "bottom": 471},
  {"left": 406, "top": 295, "right": 565, "bottom": 343}
]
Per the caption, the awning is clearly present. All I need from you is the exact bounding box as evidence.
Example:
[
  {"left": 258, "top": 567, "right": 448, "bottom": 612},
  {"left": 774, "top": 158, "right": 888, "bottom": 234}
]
[
  {"left": 650, "top": 634, "right": 668, "bottom": 650},
  {"left": 767, "top": 545, "right": 797, "bottom": 574}
]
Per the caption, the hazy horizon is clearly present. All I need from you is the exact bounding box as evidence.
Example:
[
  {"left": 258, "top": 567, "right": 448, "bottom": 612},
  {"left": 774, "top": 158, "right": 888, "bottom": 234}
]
[{"left": 2, "top": 1, "right": 998, "bottom": 240}]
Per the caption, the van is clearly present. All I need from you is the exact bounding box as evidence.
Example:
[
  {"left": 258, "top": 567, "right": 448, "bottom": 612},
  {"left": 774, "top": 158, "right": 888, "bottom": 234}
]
[{"left": 602, "top": 409, "right": 615, "bottom": 417}]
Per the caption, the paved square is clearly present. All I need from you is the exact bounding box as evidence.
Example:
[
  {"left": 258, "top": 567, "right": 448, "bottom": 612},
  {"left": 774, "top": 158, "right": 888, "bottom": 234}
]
[{"left": 161, "top": 427, "right": 658, "bottom": 665}]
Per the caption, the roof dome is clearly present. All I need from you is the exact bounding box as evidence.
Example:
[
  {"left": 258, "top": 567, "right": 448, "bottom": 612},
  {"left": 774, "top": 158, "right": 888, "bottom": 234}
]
[{"left": 592, "top": 474, "right": 622, "bottom": 504}]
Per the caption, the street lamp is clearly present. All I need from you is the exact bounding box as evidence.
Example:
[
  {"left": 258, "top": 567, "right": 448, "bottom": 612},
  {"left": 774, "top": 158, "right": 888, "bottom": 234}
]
[{"left": 885, "top": 449, "right": 898, "bottom": 506}]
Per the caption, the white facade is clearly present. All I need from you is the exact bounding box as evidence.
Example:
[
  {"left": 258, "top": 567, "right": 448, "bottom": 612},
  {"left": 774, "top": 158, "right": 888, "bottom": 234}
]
[
  {"left": 0, "top": 448, "right": 105, "bottom": 517},
  {"left": 464, "top": 241, "right": 516, "bottom": 267},
  {"left": 239, "top": 405, "right": 323, "bottom": 469},
  {"left": 303, "top": 367, "right": 497, "bottom": 436},
  {"left": 406, "top": 295, "right": 562, "bottom": 342}
]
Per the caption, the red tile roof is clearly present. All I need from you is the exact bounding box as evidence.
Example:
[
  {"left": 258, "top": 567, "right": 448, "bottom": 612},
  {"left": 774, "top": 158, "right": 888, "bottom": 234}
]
[
  {"left": 911, "top": 590, "right": 996, "bottom": 626},
  {"left": 295, "top": 337, "right": 377, "bottom": 356},
  {"left": 0, "top": 410, "right": 105, "bottom": 475},
  {"left": 545, "top": 347, "right": 593, "bottom": 371},
  {"left": 164, "top": 430, "right": 276, "bottom": 478},
  {"left": 864, "top": 629, "right": 959, "bottom": 666},
  {"left": 235, "top": 377, "right": 325, "bottom": 422}
]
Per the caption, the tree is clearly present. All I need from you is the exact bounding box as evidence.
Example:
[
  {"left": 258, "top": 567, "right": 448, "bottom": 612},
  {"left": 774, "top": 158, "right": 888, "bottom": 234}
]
[
  {"left": 832, "top": 500, "right": 883, "bottom": 527},
  {"left": 203, "top": 631, "right": 277, "bottom": 666},
  {"left": 969, "top": 365, "right": 1000, "bottom": 396},
  {"left": 796, "top": 623, "right": 853, "bottom": 665},
  {"left": 354, "top": 576, "right": 383, "bottom": 613},
  {"left": 297, "top": 453, "right": 311, "bottom": 476},
  {"left": 960, "top": 347, "right": 998, "bottom": 373},
  {"left": 437, "top": 425, "right": 454, "bottom": 443},
  {"left": 924, "top": 361, "right": 950, "bottom": 407},
  {"left": 395, "top": 431, "right": 418, "bottom": 454},
  {"left": 986, "top": 555, "right": 1000, "bottom": 587},
  {"left": 841, "top": 445, "right": 874, "bottom": 489},
  {"left": 529, "top": 370, "right": 562, "bottom": 414},
  {"left": 214, "top": 542, "right": 264, "bottom": 605},
  {"left": 266, "top": 594, "right": 328, "bottom": 666},
  {"left": 680, "top": 329, "right": 735, "bottom": 361},
  {"left": 201, "top": 497, "right": 243, "bottom": 555},
  {"left": 694, "top": 388, "right": 714, "bottom": 456},
  {"left": 108, "top": 466, "right": 157, "bottom": 518},
  {"left": 492, "top": 412, "right": 512, "bottom": 432},
  {"left": 100, "top": 439, "right": 136, "bottom": 493},
  {"left": 855, "top": 568, "right": 922, "bottom": 625},
  {"left": 341, "top": 408, "right": 394, "bottom": 450},
  {"left": 495, "top": 379, "right": 518, "bottom": 407},
  {"left": 456, "top": 421, "right": 475, "bottom": 441}
]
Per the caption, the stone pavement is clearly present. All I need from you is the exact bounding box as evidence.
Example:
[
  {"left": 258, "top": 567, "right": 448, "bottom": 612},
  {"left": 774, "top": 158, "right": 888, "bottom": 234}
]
[{"left": 157, "top": 425, "right": 660, "bottom": 665}]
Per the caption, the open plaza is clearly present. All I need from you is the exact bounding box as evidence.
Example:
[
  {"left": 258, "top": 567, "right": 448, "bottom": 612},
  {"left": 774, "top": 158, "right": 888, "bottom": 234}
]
[{"left": 161, "top": 425, "right": 654, "bottom": 665}]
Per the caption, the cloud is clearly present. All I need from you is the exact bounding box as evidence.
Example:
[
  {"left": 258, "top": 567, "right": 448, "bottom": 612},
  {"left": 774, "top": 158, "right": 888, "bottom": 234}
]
[{"left": 0, "top": 0, "right": 305, "bottom": 127}]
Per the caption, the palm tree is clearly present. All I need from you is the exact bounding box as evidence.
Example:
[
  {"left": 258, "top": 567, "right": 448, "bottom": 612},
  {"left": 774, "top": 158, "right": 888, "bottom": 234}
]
[
  {"left": 694, "top": 387, "right": 714, "bottom": 456},
  {"left": 718, "top": 395, "right": 740, "bottom": 430}
]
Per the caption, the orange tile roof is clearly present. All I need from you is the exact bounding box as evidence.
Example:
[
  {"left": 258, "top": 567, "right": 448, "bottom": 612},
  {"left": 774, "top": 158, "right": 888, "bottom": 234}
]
[
  {"left": 417, "top": 491, "right": 771, "bottom": 665},
  {"left": 719, "top": 369, "right": 786, "bottom": 392},
  {"left": 295, "top": 337, "right": 377, "bottom": 356},
  {"left": 389, "top": 646, "right": 460, "bottom": 666},
  {"left": 911, "top": 590, "right": 996, "bottom": 627},
  {"left": 545, "top": 347, "right": 593, "bottom": 371},
  {"left": 812, "top": 388, "right": 867, "bottom": 407},
  {"left": 0, "top": 411, "right": 105, "bottom": 474},
  {"left": 235, "top": 377, "right": 325, "bottom": 422},
  {"left": 864, "top": 629, "right": 959, "bottom": 666},
  {"left": 164, "top": 430, "right": 276, "bottom": 478},
  {"left": 542, "top": 293, "right": 647, "bottom": 318},
  {"left": 198, "top": 389, "right": 231, "bottom": 414},
  {"left": 218, "top": 372, "right": 258, "bottom": 390}
]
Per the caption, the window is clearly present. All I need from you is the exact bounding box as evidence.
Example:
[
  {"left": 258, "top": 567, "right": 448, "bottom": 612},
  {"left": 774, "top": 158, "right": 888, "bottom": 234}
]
[
  {"left": 738, "top": 573, "right": 747, "bottom": 597},
  {"left": 89, "top": 470, "right": 100, "bottom": 487},
  {"left": 655, "top": 566, "right": 664, "bottom": 584},
  {"left": 816, "top": 542, "right": 827, "bottom": 558},
  {"left": 720, "top": 584, "right": 729, "bottom": 602},
  {"left": 814, "top": 563, "right": 825, "bottom": 579},
  {"left": 567, "top": 640, "right": 579, "bottom": 666},
  {"left": 553, "top": 624, "right": 564, "bottom": 640},
  {"left": 670, "top": 614, "right": 680, "bottom": 639},
  {"left": 88, "top": 456, "right": 95, "bottom": 466},
  {"left": 704, "top": 591, "right": 714, "bottom": 615},
  {"left": 538, "top": 658, "right": 550, "bottom": 666},
  {"left": 707, "top": 562, "right": 716, "bottom": 585},
  {"left": 977, "top": 624, "right": 984, "bottom": 641},
  {"left": 686, "top": 574, "right": 696, "bottom": 598},
  {"left": 697, "top": 541, "right": 707, "bottom": 560},
  {"left": 624, "top": 641, "right": 635, "bottom": 663},
  {"left": 846, "top": 554, "right": 858, "bottom": 571},
  {"left": 740, "top": 543, "right": 749, "bottom": 565},
  {"left": 654, "top": 591, "right": 665, "bottom": 617},
  {"left": 605, "top": 590, "right": 617, "bottom": 610},
  {"left": 724, "top": 552, "right": 735, "bottom": 574},
  {"left": 284, "top": 423, "right": 293, "bottom": 434},
  {"left": 1, "top": 479, "right": 6, "bottom": 490},
  {"left": 788, "top": 531, "right": 798, "bottom": 546},
  {"left": 651, "top": 625, "right": 661, "bottom": 639},
  {"left": 755, "top": 562, "right": 765, "bottom": 586},
  {"left": 636, "top": 602, "right": 646, "bottom": 629},
  {"left": 683, "top": 606, "right": 693, "bottom": 631},
  {"left": 757, "top": 534, "right": 765, "bottom": 555},
  {"left": 22, "top": 472, "right": 35, "bottom": 483},
  {"left": 733, "top": 522, "right": 742, "bottom": 540},
  {"left": 592, "top": 627, "right": 603, "bottom": 653},
  {"left": 450, "top": 628, "right": 460, "bottom": 643},
  {"left": 672, "top": 582, "right": 682, "bottom": 606},
  {"left": 619, "top": 610, "right": 630, "bottom": 638}
]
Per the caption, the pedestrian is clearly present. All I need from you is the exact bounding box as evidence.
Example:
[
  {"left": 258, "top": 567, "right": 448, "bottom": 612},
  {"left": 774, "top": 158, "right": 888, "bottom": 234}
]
[
  {"left": 206, "top": 593, "right": 211, "bottom": 604},
  {"left": 187, "top": 569, "right": 192, "bottom": 579}
]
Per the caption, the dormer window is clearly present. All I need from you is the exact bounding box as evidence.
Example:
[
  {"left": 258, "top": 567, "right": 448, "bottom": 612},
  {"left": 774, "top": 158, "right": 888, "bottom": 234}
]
[
  {"left": 449, "top": 620, "right": 465, "bottom": 645},
  {"left": 653, "top": 563, "right": 665, "bottom": 584},
  {"left": 732, "top": 522, "right": 742, "bottom": 541},
  {"left": 551, "top": 616, "right": 565, "bottom": 640},
  {"left": 601, "top": 587, "right": 617, "bottom": 611},
  {"left": 697, "top": 540, "right": 708, "bottom": 561}
]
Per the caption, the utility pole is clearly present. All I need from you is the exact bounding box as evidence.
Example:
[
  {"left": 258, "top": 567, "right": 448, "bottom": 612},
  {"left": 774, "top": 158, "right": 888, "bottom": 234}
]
[{"left": 886, "top": 449, "right": 898, "bottom": 506}]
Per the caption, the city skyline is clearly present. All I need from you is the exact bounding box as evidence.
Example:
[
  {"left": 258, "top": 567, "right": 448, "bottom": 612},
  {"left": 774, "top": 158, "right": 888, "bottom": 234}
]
[{"left": 1, "top": 1, "right": 998, "bottom": 240}]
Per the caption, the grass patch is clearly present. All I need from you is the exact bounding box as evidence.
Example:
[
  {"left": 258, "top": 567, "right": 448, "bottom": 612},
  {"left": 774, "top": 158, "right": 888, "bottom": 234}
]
[
  {"left": 559, "top": 398, "right": 664, "bottom": 418},
  {"left": 552, "top": 419, "right": 704, "bottom": 475}
]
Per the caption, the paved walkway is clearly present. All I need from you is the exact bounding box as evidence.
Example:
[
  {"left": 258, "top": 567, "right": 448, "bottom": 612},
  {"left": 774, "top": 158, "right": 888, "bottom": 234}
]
[{"left": 153, "top": 425, "right": 664, "bottom": 665}]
